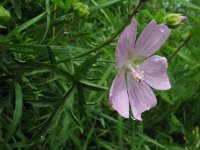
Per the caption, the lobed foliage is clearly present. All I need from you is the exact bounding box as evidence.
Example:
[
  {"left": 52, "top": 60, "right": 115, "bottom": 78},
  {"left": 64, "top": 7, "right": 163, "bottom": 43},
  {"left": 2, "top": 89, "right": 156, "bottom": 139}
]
[{"left": 0, "top": 0, "right": 200, "bottom": 149}]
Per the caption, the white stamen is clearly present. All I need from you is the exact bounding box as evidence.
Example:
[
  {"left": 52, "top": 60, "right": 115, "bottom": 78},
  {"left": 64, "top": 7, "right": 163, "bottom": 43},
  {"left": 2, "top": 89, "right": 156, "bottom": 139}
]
[{"left": 127, "top": 65, "right": 144, "bottom": 82}]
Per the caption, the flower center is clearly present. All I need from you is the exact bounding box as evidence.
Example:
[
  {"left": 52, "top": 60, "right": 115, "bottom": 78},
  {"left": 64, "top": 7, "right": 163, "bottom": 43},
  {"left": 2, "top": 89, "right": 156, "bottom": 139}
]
[{"left": 127, "top": 65, "right": 144, "bottom": 82}]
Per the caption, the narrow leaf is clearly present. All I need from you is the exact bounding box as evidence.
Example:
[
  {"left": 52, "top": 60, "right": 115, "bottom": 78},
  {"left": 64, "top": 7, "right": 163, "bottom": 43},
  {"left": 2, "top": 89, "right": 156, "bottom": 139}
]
[
  {"left": 6, "top": 12, "right": 46, "bottom": 38},
  {"left": 0, "top": 81, "right": 23, "bottom": 149},
  {"left": 47, "top": 45, "right": 57, "bottom": 65},
  {"left": 10, "top": 0, "right": 22, "bottom": 19},
  {"left": 74, "top": 53, "right": 101, "bottom": 80},
  {"left": 176, "top": 0, "right": 200, "bottom": 11},
  {"left": 68, "top": 109, "right": 83, "bottom": 133},
  {"left": 40, "top": 0, "right": 51, "bottom": 44},
  {"left": 80, "top": 80, "right": 108, "bottom": 91}
]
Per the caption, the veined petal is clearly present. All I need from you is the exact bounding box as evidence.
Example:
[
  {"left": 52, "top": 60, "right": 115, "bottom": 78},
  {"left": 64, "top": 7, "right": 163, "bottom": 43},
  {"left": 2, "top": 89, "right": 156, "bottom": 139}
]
[
  {"left": 109, "top": 70, "right": 129, "bottom": 118},
  {"left": 127, "top": 75, "right": 157, "bottom": 120},
  {"left": 140, "top": 55, "right": 171, "bottom": 90},
  {"left": 116, "top": 20, "right": 137, "bottom": 68},
  {"left": 134, "top": 20, "right": 170, "bottom": 59}
]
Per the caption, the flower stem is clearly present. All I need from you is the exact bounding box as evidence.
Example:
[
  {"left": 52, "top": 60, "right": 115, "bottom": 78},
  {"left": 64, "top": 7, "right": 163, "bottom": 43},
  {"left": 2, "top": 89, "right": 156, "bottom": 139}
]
[
  {"left": 57, "top": 0, "right": 146, "bottom": 64},
  {"left": 168, "top": 33, "right": 192, "bottom": 62}
]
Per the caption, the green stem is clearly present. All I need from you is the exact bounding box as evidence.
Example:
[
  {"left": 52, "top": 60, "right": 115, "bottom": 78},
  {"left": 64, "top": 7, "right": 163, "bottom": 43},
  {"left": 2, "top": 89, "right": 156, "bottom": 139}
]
[
  {"left": 168, "top": 33, "right": 192, "bottom": 62},
  {"left": 57, "top": 0, "right": 146, "bottom": 64}
]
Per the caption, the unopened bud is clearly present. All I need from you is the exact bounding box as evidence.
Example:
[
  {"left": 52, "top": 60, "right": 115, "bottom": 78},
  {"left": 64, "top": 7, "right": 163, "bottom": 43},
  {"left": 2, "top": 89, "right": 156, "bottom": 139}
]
[
  {"left": 165, "top": 14, "right": 187, "bottom": 29},
  {"left": 73, "top": 2, "right": 89, "bottom": 17},
  {"left": 0, "top": 5, "right": 11, "bottom": 25}
]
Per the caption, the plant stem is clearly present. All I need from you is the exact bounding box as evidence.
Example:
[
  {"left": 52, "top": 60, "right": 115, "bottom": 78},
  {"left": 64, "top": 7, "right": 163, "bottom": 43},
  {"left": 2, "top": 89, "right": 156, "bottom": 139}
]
[
  {"left": 57, "top": 0, "right": 146, "bottom": 64},
  {"left": 168, "top": 34, "right": 192, "bottom": 62}
]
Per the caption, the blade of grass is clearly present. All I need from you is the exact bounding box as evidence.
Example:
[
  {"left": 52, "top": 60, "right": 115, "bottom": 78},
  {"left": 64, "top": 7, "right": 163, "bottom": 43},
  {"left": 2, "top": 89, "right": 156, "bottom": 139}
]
[
  {"left": 80, "top": 80, "right": 108, "bottom": 91},
  {"left": 74, "top": 53, "right": 101, "bottom": 80},
  {"left": 91, "top": 0, "right": 118, "bottom": 30},
  {"left": 6, "top": 12, "right": 46, "bottom": 38},
  {"left": 67, "top": 109, "right": 83, "bottom": 133},
  {"left": 47, "top": 45, "right": 57, "bottom": 65},
  {"left": 29, "top": 84, "right": 75, "bottom": 144},
  {"left": 0, "top": 81, "right": 23, "bottom": 149},
  {"left": 14, "top": 60, "right": 74, "bottom": 81},
  {"left": 40, "top": 0, "right": 51, "bottom": 44},
  {"left": 0, "top": 43, "right": 84, "bottom": 55},
  {"left": 175, "top": 0, "right": 200, "bottom": 11},
  {"left": 83, "top": 121, "right": 96, "bottom": 150},
  {"left": 76, "top": 82, "right": 86, "bottom": 116},
  {"left": 89, "top": 0, "right": 124, "bottom": 12},
  {"left": 10, "top": 0, "right": 22, "bottom": 19}
]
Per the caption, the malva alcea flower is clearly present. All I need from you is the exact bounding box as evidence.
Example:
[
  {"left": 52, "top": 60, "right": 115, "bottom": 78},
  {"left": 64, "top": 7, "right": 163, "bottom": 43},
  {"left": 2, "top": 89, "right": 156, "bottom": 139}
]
[{"left": 109, "top": 19, "right": 171, "bottom": 120}]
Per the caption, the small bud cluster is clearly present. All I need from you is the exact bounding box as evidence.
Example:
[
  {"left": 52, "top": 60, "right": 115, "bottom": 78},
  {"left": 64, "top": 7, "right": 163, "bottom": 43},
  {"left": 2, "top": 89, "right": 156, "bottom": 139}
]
[{"left": 73, "top": 2, "right": 89, "bottom": 17}]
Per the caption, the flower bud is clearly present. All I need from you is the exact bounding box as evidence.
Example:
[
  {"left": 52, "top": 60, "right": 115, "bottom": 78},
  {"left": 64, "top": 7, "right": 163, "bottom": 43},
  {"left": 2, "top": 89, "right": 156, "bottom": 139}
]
[
  {"left": 165, "top": 14, "right": 187, "bottom": 29},
  {"left": 73, "top": 2, "right": 89, "bottom": 17},
  {"left": 0, "top": 5, "right": 11, "bottom": 25}
]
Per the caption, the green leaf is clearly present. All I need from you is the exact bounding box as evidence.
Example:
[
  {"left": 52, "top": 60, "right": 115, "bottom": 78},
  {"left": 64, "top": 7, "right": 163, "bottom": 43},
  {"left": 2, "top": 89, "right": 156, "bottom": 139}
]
[
  {"left": 6, "top": 12, "right": 46, "bottom": 38},
  {"left": 29, "top": 84, "right": 75, "bottom": 143},
  {"left": 0, "top": 35, "right": 10, "bottom": 43},
  {"left": 67, "top": 109, "right": 83, "bottom": 133},
  {"left": 76, "top": 82, "right": 86, "bottom": 114},
  {"left": 29, "top": 104, "right": 61, "bottom": 143},
  {"left": 91, "top": 0, "right": 119, "bottom": 30},
  {"left": 136, "top": 132, "right": 165, "bottom": 148},
  {"left": 74, "top": 53, "right": 101, "bottom": 80},
  {"left": 0, "top": 81, "right": 23, "bottom": 149},
  {"left": 9, "top": 0, "right": 22, "bottom": 19},
  {"left": 51, "top": 0, "right": 65, "bottom": 9},
  {"left": 64, "top": 0, "right": 78, "bottom": 12},
  {"left": 175, "top": 0, "right": 200, "bottom": 11},
  {"left": 83, "top": 122, "right": 95, "bottom": 150},
  {"left": 40, "top": 0, "right": 51, "bottom": 44},
  {"left": 51, "top": 0, "right": 77, "bottom": 11},
  {"left": 0, "top": 43, "right": 84, "bottom": 55},
  {"left": 47, "top": 45, "right": 57, "bottom": 65},
  {"left": 14, "top": 60, "right": 74, "bottom": 81},
  {"left": 80, "top": 80, "right": 108, "bottom": 91},
  {"left": 26, "top": 97, "right": 62, "bottom": 107},
  {"left": 89, "top": 0, "right": 124, "bottom": 12}
]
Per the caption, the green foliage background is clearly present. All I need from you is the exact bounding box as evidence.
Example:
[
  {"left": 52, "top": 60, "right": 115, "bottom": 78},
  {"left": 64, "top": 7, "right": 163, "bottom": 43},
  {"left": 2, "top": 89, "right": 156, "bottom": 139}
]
[{"left": 0, "top": 0, "right": 200, "bottom": 149}]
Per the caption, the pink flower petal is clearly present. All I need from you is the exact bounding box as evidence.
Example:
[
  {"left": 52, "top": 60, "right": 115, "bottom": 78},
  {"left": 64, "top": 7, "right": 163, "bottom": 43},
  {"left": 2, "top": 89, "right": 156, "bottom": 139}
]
[
  {"left": 127, "top": 75, "right": 157, "bottom": 120},
  {"left": 134, "top": 20, "right": 171, "bottom": 59},
  {"left": 116, "top": 20, "right": 137, "bottom": 68},
  {"left": 109, "top": 70, "right": 129, "bottom": 118},
  {"left": 139, "top": 55, "right": 171, "bottom": 90}
]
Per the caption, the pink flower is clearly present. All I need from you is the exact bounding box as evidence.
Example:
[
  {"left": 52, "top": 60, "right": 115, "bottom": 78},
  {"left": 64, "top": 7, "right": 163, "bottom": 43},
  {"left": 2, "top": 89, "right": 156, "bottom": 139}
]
[{"left": 109, "top": 19, "right": 171, "bottom": 120}]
